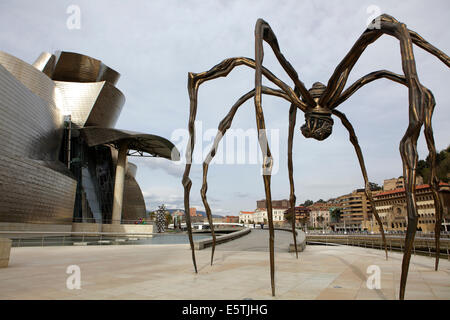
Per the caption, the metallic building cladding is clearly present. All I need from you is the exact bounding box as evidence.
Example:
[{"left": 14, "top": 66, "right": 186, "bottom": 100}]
[
  {"left": 122, "top": 174, "right": 146, "bottom": 222},
  {"left": 54, "top": 80, "right": 105, "bottom": 127},
  {"left": 84, "top": 81, "right": 125, "bottom": 128},
  {"left": 0, "top": 154, "right": 77, "bottom": 225},
  {"left": 52, "top": 51, "right": 120, "bottom": 85},
  {"left": 32, "top": 52, "right": 56, "bottom": 78},
  {"left": 0, "top": 51, "right": 58, "bottom": 107},
  {"left": 51, "top": 52, "right": 125, "bottom": 129},
  {"left": 80, "top": 127, "right": 180, "bottom": 161},
  {"left": 0, "top": 65, "right": 62, "bottom": 161},
  {"left": 0, "top": 50, "right": 171, "bottom": 226},
  {"left": 0, "top": 56, "right": 77, "bottom": 225},
  {"left": 127, "top": 162, "right": 137, "bottom": 178}
]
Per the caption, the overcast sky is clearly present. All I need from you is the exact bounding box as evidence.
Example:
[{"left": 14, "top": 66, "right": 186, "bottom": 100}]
[{"left": 1, "top": 0, "right": 449, "bottom": 215}]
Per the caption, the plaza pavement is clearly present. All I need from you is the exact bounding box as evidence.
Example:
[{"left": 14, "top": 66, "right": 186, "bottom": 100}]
[{"left": 0, "top": 229, "right": 449, "bottom": 300}]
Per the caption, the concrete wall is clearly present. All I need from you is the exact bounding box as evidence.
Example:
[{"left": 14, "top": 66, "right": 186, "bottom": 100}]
[
  {"left": 71, "top": 222, "right": 102, "bottom": 233},
  {"left": 101, "top": 223, "right": 154, "bottom": 237},
  {"left": 0, "top": 222, "right": 72, "bottom": 238},
  {"left": 0, "top": 238, "right": 11, "bottom": 267}
]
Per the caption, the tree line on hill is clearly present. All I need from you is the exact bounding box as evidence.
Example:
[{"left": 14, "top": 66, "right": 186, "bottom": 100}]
[{"left": 417, "top": 145, "right": 450, "bottom": 184}]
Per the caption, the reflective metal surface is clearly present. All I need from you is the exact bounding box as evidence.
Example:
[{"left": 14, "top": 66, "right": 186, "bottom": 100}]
[
  {"left": 80, "top": 126, "right": 180, "bottom": 161},
  {"left": 122, "top": 174, "right": 146, "bottom": 222},
  {"left": 0, "top": 154, "right": 77, "bottom": 225},
  {"left": 0, "top": 64, "right": 62, "bottom": 161},
  {"left": 32, "top": 52, "right": 56, "bottom": 78},
  {"left": 52, "top": 51, "right": 120, "bottom": 85},
  {"left": 0, "top": 48, "right": 176, "bottom": 232},
  {"left": 0, "top": 51, "right": 58, "bottom": 107},
  {"left": 55, "top": 80, "right": 124, "bottom": 128}
]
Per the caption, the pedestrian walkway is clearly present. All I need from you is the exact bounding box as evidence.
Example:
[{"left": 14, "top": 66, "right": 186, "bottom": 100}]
[
  {"left": 0, "top": 232, "right": 448, "bottom": 300},
  {"left": 216, "top": 229, "right": 304, "bottom": 252}
]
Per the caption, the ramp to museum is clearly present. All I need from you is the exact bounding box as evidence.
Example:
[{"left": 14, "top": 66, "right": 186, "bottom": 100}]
[{"left": 214, "top": 229, "right": 306, "bottom": 252}]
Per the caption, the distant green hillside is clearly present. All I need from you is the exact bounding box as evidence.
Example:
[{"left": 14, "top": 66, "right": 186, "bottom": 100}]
[{"left": 417, "top": 145, "right": 450, "bottom": 183}]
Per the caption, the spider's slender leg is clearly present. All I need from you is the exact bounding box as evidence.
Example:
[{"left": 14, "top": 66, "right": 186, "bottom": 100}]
[
  {"left": 183, "top": 57, "right": 304, "bottom": 273},
  {"left": 321, "top": 14, "right": 449, "bottom": 108},
  {"left": 288, "top": 102, "right": 298, "bottom": 258},
  {"left": 255, "top": 21, "right": 277, "bottom": 297},
  {"left": 254, "top": 19, "right": 315, "bottom": 105},
  {"left": 331, "top": 70, "right": 407, "bottom": 109},
  {"left": 332, "top": 110, "right": 388, "bottom": 260},
  {"left": 325, "top": 14, "right": 449, "bottom": 300},
  {"left": 201, "top": 87, "right": 292, "bottom": 266},
  {"left": 395, "top": 22, "right": 426, "bottom": 301},
  {"left": 422, "top": 88, "right": 444, "bottom": 271},
  {"left": 332, "top": 71, "right": 444, "bottom": 270},
  {"left": 399, "top": 118, "right": 422, "bottom": 301}
]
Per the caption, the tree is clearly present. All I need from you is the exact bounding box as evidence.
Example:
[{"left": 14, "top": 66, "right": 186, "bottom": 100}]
[
  {"left": 330, "top": 207, "right": 342, "bottom": 223},
  {"left": 369, "top": 182, "right": 382, "bottom": 191},
  {"left": 302, "top": 200, "right": 313, "bottom": 207},
  {"left": 316, "top": 216, "right": 325, "bottom": 228},
  {"left": 283, "top": 208, "right": 294, "bottom": 223},
  {"left": 316, "top": 199, "right": 325, "bottom": 204},
  {"left": 165, "top": 212, "right": 173, "bottom": 226},
  {"left": 417, "top": 146, "right": 450, "bottom": 183},
  {"left": 299, "top": 216, "right": 309, "bottom": 228}
]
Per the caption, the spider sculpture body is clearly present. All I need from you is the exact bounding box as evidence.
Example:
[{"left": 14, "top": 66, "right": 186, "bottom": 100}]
[{"left": 182, "top": 14, "right": 450, "bottom": 300}]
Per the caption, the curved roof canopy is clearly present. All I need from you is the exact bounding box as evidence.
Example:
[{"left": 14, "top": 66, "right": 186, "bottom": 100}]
[{"left": 80, "top": 126, "right": 180, "bottom": 161}]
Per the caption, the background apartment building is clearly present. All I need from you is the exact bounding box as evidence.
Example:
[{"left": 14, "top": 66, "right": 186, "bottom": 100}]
[
  {"left": 240, "top": 199, "right": 289, "bottom": 226},
  {"left": 308, "top": 202, "right": 334, "bottom": 229},
  {"left": 371, "top": 183, "right": 450, "bottom": 233},
  {"left": 338, "top": 189, "right": 377, "bottom": 232}
]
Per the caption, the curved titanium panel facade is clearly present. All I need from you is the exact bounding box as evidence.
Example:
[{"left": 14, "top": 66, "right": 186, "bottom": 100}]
[
  {"left": 0, "top": 154, "right": 77, "bottom": 225},
  {"left": 0, "top": 65, "right": 63, "bottom": 161},
  {"left": 0, "top": 51, "right": 57, "bottom": 107},
  {"left": 52, "top": 51, "right": 120, "bottom": 85},
  {"left": 55, "top": 80, "right": 124, "bottom": 128},
  {"left": 32, "top": 52, "right": 56, "bottom": 77},
  {"left": 80, "top": 127, "right": 180, "bottom": 160},
  {"left": 122, "top": 174, "right": 146, "bottom": 222},
  {"left": 127, "top": 162, "right": 137, "bottom": 178}
]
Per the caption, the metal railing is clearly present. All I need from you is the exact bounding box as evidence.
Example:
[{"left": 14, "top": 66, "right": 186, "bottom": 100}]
[
  {"left": 305, "top": 233, "right": 450, "bottom": 260},
  {"left": 0, "top": 231, "right": 158, "bottom": 248},
  {"left": 72, "top": 217, "right": 154, "bottom": 225}
]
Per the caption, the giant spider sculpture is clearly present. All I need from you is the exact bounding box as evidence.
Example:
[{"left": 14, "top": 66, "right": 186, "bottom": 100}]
[{"left": 181, "top": 14, "right": 449, "bottom": 300}]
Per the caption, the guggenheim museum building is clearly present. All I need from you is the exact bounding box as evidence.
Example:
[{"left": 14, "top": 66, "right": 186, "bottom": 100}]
[{"left": 0, "top": 50, "right": 179, "bottom": 233}]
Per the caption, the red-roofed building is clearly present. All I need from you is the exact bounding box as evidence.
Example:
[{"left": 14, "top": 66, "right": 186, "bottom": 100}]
[
  {"left": 370, "top": 183, "right": 450, "bottom": 233},
  {"left": 239, "top": 211, "right": 255, "bottom": 224},
  {"left": 294, "top": 206, "right": 310, "bottom": 225},
  {"left": 223, "top": 216, "right": 239, "bottom": 223}
]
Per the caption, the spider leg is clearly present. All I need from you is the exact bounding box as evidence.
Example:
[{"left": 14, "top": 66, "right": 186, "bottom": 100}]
[
  {"left": 255, "top": 19, "right": 315, "bottom": 105},
  {"left": 396, "top": 22, "right": 427, "bottom": 300},
  {"left": 183, "top": 57, "right": 302, "bottom": 273},
  {"left": 255, "top": 22, "right": 277, "bottom": 297},
  {"left": 201, "top": 87, "right": 291, "bottom": 266},
  {"left": 331, "top": 70, "right": 406, "bottom": 109},
  {"left": 321, "top": 14, "right": 450, "bottom": 108},
  {"left": 288, "top": 102, "right": 298, "bottom": 258},
  {"left": 333, "top": 70, "right": 444, "bottom": 271},
  {"left": 253, "top": 22, "right": 307, "bottom": 256},
  {"left": 325, "top": 14, "right": 448, "bottom": 300},
  {"left": 332, "top": 110, "right": 388, "bottom": 260},
  {"left": 422, "top": 88, "right": 444, "bottom": 271}
]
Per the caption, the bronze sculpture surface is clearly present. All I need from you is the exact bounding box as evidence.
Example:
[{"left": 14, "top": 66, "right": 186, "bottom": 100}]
[{"left": 182, "top": 14, "right": 449, "bottom": 300}]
